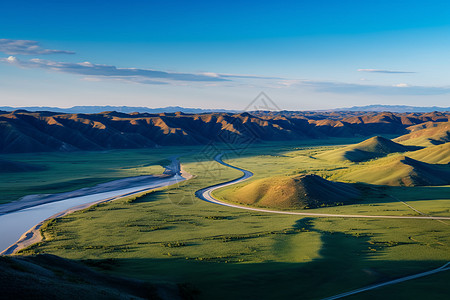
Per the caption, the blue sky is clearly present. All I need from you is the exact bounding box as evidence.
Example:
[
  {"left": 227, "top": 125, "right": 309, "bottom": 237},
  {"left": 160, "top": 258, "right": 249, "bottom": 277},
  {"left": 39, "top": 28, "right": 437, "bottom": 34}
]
[{"left": 1, "top": 0, "right": 450, "bottom": 110}]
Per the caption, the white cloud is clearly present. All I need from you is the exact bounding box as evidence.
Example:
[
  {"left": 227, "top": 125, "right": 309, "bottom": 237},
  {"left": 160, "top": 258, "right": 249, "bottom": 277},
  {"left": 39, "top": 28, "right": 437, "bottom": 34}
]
[
  {"left": 393, "top": 83, "right": 409, "bottom": 87},
  {"left": 202, "top": 72, "right": 220, "bottom": 78},
  {"left": 0, "top": 39, "right": 75, "bottom": 55},
  {"left": 6, "top": 56, "right": 17, "bottom": 62}
]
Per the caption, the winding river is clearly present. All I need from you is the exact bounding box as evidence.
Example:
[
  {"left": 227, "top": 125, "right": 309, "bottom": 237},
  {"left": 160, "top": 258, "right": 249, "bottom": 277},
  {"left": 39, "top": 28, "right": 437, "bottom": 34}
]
[{"left": 0, "top": 156, "right": 188, "bottom": 254}]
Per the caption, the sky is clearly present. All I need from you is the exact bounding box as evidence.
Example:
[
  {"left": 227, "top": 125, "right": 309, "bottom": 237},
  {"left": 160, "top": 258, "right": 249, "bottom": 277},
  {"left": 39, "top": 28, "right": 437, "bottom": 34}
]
[{"left": 1, "top": 0, "right": 450, "bottom": 110}]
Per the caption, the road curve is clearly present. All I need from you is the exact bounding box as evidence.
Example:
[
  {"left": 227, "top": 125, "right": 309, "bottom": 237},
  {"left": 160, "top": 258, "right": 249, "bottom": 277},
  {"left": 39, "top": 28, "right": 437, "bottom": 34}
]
[
  {"left": 323, "top": 262, "right": 450, "bottom": 299},
  {"left": 196, "top": 154, "right": 450, "bottom": 220}
]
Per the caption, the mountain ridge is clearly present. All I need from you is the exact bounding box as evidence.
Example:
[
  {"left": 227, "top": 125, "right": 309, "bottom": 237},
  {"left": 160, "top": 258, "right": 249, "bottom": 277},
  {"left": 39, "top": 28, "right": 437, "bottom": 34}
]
[{"left": 0, "top": 110, "right": 448, "bottom": 154}]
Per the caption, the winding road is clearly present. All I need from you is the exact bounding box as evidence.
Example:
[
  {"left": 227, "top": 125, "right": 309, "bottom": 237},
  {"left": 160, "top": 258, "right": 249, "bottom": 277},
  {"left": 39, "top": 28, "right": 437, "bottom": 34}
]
[{"left": 196, "top": 154, "right": 450, "bottom": 221}]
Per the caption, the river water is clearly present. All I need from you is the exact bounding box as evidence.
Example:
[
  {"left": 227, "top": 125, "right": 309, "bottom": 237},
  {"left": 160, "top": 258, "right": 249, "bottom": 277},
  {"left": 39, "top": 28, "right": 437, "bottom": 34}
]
[{"left": 0, "top": 174, "right": 184, "bottom": 252}]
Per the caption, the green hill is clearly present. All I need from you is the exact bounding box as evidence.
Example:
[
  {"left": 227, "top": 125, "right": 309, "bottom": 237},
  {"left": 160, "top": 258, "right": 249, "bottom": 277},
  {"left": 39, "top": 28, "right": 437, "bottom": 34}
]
[
  {"left": 394, "top": 121, "right": 450, "bottom": 146},
  {"left": 221, "top": 174, "right": 361, "bottom": 209},
  {"left": 407, "top": 142, "right": 450, "bottom": 164},
  {"left": 316, "top": 136, "right": 419, "bottom": 162},
  {"left": 339, "top": 155, "right": 450, "bottom": 186}
]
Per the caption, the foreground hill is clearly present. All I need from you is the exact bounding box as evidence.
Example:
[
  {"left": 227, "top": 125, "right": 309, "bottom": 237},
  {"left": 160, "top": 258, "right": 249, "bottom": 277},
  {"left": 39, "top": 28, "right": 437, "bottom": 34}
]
[
  {"left": 221, "top": 174, "right": 361, "bottom": 209},
  {"left": 316, "top": 136, "right": 419, "bottom": 162},
  {"left": 407, "top": 142, "right": 450, "bottom": 164},
  {"left": 339, "top": 156, "right": 450, "bottom": 186},
  {"left": 0, "top": 254, "right": 186, "bottom": 299},
  {"left": 0, "top": 110, "right": 448, "bottom": 153},
  {"left": 393, "top": 121, "right": 450, "bottom": 146}
]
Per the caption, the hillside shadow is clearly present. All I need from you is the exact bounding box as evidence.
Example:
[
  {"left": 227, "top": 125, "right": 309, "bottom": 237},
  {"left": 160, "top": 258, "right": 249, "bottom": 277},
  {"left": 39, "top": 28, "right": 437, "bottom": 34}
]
[{"left": 353, "top": 184, "right": 450, "bottom": 204}]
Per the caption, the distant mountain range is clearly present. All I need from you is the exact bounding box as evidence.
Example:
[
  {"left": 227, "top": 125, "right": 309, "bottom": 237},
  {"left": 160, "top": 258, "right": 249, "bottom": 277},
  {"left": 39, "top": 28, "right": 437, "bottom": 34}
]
[
  {"left": 331, "top": 105, "right": 450, "bottom": 113},
  {"left": 0, "top": 106, "right": 238, "bottom": 114},
  {"left": 1, "top": 104, "right": 449, "bottom": 114},
  {"left": 1, "top": 110, "right": 448, "bottom": 154}
]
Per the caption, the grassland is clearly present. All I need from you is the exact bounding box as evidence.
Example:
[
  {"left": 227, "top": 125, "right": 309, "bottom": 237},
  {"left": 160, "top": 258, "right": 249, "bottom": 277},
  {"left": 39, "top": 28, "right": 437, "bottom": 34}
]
[{"left": 12, "top": 137, "right": 450, "bottom": 299}]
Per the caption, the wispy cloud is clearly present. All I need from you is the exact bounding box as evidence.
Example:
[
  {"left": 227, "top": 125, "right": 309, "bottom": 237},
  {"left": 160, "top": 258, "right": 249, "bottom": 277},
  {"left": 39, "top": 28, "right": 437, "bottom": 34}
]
[
  {"left": 0, "top": 39, "right": 75, "bottom": 55},
  {"left": 219, "top": 73, "right": 282, "bottom": 80},
  {"left": 1, "top": 56, "right": 231, "bottom": 83},
  {"left": 81, "top": 76, "right": 170, "bottom": 85},
  {"left": 357, "top": 69, "right": 416, "bottom": 74},
  {"left": 3, "top": 54, "right": 445, "bottom": 95},
  {"left": 2, "top": 56, "right": 282, "bottom": 85},
  {"left": 278, "top": 79, "right": 450, "bottom": 95}
]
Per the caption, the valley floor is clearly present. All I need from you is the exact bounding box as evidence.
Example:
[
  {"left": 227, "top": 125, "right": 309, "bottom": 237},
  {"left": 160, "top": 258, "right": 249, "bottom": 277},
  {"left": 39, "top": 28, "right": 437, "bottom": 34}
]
[{"left": 2, "top": 138, "right": 450, "bottom": 299}]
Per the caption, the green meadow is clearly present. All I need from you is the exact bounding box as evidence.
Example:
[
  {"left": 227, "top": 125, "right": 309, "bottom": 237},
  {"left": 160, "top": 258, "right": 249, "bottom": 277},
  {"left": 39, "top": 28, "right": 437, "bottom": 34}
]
[{"left": 7, "top": 138, "right": 450, "bottom": 299}]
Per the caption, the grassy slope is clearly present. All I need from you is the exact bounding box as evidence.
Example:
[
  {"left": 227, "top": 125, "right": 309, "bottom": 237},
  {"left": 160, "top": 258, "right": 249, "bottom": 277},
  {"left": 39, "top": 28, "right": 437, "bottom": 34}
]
[
  {"left": 393, "top": 121, "right": 450, "bottom": 146},
  {"left": 407, "top": 142, "right": 450, "bottom": 164},
  {"left": 316, "top": 136, "right": 419, "bottom": 162},
  {"left": 329, "top": 155, "right": 450, "bottom": 186},
  {"left": 16, "top": 139, "right": 450, "bottom": 299}
]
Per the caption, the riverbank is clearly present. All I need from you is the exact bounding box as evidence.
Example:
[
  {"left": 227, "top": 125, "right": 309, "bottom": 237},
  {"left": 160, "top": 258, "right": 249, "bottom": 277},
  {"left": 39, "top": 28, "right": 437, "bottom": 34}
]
[{"left": 1, "top": 158, "right": 192, "bottom": 255}]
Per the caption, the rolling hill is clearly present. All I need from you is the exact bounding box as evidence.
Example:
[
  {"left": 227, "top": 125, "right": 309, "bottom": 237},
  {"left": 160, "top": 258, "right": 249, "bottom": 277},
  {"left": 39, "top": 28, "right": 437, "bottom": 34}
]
[
  {"left": 393, "top": 121, "right": 450, "bottom": 146},
  {"left": 316, "top": 136, "right": 420, "bottom": 162},
  {"left": 221, "top": 174, "right": 361, "bottom": 209},
  {"left": 339, "top": 155, "right": 450, "bottom": 186}
]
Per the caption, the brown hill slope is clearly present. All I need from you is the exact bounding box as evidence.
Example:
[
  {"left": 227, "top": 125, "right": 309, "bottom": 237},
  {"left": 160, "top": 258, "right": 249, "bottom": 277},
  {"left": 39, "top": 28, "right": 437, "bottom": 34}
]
[
  {"left": 339, "top": 156, "right": 450, "bottom": 186},
  {"left": 222, "top": 174, "right": 361, "bottom": 209},
  {"left": 1, "top": 110, "right": 448, "bottom": 153},
  {"left": 317, "top": 136, "right": 420, "bottom": 162}
]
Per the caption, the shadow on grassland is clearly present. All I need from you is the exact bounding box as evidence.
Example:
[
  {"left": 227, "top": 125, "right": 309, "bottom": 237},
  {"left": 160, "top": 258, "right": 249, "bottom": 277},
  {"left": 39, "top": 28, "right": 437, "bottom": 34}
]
[{"left": 94, "top": 218, "right": 449, "bottom": 300}]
